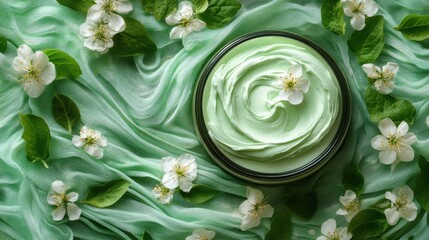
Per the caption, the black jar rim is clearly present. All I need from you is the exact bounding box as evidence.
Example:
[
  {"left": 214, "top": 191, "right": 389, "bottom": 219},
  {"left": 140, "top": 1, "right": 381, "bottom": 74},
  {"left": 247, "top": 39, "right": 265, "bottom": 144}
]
[{"left": 193, "top": 30, "right": 352, "bottom": 185}]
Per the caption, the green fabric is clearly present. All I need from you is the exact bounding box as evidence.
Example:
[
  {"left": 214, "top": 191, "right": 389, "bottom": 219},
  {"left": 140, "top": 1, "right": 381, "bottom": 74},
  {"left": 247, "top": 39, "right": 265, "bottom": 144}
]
[{"left": 0, "top": 0, "right": 428, "bottom": 239}]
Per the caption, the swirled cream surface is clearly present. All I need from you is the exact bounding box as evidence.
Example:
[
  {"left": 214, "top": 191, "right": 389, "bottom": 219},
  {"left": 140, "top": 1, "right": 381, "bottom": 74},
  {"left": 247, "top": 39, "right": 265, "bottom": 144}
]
[{"left": 202, "top": 36, "right": 342, "bottom": 173}]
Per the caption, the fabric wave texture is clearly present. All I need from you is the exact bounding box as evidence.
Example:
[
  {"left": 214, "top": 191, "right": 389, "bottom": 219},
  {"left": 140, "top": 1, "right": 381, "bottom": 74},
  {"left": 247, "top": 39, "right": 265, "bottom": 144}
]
[{"left": 0, "top": 0, "right": 428, "bottom": 239}]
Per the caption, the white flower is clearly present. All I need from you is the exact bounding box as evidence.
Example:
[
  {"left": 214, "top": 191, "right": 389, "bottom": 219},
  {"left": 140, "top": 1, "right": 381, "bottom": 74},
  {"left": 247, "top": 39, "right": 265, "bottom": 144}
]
[
  {"left": 336, "top": 190, "right": 361, "bottom": 222},
  {"left": 47, "top": 180, "right": 81, "bottom": 221},
  {"left": 371, "top": 118, "right": 417, "bottom": 170},
  {"left": 80, "top": 20, "right": 117, "bottom": 54},
  {"left": 239, "top": 187, "right": 274, "bottom": 231},
  {"left": 276, "top": 64, "right": 310, "bottom": 105},
  {"left": 342, "top": 0, "right": 378, "bottom": 31},
  {"left": 165, "top": 1, "right": 206, "bottom": 39},
  {"left": 152, "top": 184, "right": 175, "bottom": 204},
  {"left": 316, "top": 218, "right": 352, "bottom": 240},
  {"left": 426, "top": 116, "right": 429, "bottom": 128},
  {"left": 384, "top": 185, "right": 417, "bottom": 226},
  {"left": 362, "top": 62, "right": 399, "bottom": 94},
  {"left": 161, "top": 154, "right": 197, "bottom": 192},
  {"left": 12, "top": 44, "right": 56, "bottom": 98},
  {"left": 185, "top": 229, "right": 216, "bottom": 240},
  {"left": 72, "top": 126, "right": 108, "bottom": 159},
  {"left": 87, "top": 0, "right": 132, "bottom": 32}
]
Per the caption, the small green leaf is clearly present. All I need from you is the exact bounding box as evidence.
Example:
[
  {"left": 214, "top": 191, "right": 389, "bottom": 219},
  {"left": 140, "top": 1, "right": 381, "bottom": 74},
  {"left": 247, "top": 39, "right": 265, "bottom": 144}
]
[
  {"left": 348, "top": 209, "right": 389, "bottom": 240},
  {"left": 111, "top": 17, "right": 157, "bottom": 57},
  {"left": 0, "top": 36, "right": 7, "bottom": 53},
  {"left": 153, "top": 0, "right": 177, "bottom": 21},
  {"left": 83, "top": 180, "right": 130, "bottom": 208},
  {"left": 193, "top": 0, "right": 209, "bottom": 14},
  {"left": 348, "top": 16, "right": 384, "bottom": 64},
  {"left": 43, "top": 49, "right": 82, "bottom": 80},
  {"left": 56, "top": 0, "right": 94, "bottom": 13},
  {"left": 197, "top": 0, "right": 241, "bottom": 29},
  {"left": 321, "top": 0, "right": 345, "bottom": 35},
  {"left": 265, "top": 207, "right": 292, "bottom": 240},
  {"left": 142, "top": 0, "right": 155, "bottom": 14},
  {"left": 52, "top": 94, "right": 81, "bottom": 133},
  {"left": 365, "top": 87, "right": 416, "bottom": 125},
  {"left": 19, "top": 114, "right": 51, "bottom": 169},
  {"left": 143, "top": 232, "right": 153, "bottom": 240},
  {"left": 342, "top": 161, "right": 365, "bottom": 195},
  {"left": 285, "top": 192, "right": 317, "bottom": 219},
  {"left": 395, "top": 14, "right": 429, "bottom": 41},
  {"left": 179, "top": 184, "right": 217, "bottom": 204},
  {"left": 415, "top": 156, "right": 429, "bottom": 212}
]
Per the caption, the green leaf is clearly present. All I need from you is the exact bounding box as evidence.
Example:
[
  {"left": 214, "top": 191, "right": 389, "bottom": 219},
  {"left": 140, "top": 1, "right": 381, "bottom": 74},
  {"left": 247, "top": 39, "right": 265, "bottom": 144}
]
[
  {"left": 365, "top": 87, "right": 416, "bottom": 125},
  {"left": 197, "top": 0, "right": 241, "bottom": 29},
  {"left": 342, "top": 161, "right": 365, "bottom": 195},
  {"left": 348, "top": 16, "right": 384, "bottom": 64},
  {"left": 395, "top": 14, "right": 429, "bottom": 41},
  {"left": 83, "top": 180, "right": 130, "bottom": 208},
  {"left": 153, "top": 0, "right": 177, "bottom": 21},
  {"left": 285, "top": 192, "right": 317, "bottom": 219},
  {"left": 0, "top": 36, "right": 7, "bottom": 53},
  {"left": 415, "top": 156, "right": 429, "bottom": 212},
  {"left": 19, "top": 114, "right": 51, "bottom": 169},
  {"left": 265, "top": 207, "right": 292, "bottom": 240},
  {"left": 51, "top": 94, "right": 81, "bottom": 133},
  {"left": 321, "top": 0, "right": 345, "bottom": 35},
  {"left": 143, "top": 232, "right": 153, "bottom": 240},
  {"left": 348, "top": 208, "right": 389, "bottom": 240},
  {"left": 142, "top": 0, "right": 155, "bottom": 14},
  {"left": 111, "top": 17, "right": 157, "bottom": 57},
  {"left": 179, "top": 184, "right": 217, "bottom": 204},
  {"left": 43, "top": 49, "right": 82, "bottom": 80},
  {"left": 56, "top": 0, "right": 94, "bottom": 13},
  {"left": 193, "top": 0, "right": 209, "bottom": 14}
]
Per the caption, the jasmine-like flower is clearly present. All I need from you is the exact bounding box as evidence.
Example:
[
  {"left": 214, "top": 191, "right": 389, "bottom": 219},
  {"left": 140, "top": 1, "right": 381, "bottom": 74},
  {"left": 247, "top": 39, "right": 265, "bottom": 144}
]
[
  {"left": 13, "top": 44, "right": 56, "bottom": 98},
  {"left": 87, "top": 0, "right": 132, "bottom": 32},
  {"left": 239, "top": 187, "right": 274, "bottom": 231},
  {"left": 185, "top": 229, "right": 216, "bottom": 240},
  {"left": 80, "top": 20, "right": 117, "bottom": 54},
  {"left": 384, "top": 185, "right": 417, "bottom": 226},
  {"left": 336, "top": 190, "right": 361, "bottom": 222},
  {"left": 371, "top": 118, "right": 417, "bottom": 170},
  {"left": 276, "top": 64, "right": 310, "bottom": 105},
  {"left": 362, "top": 62, "right": 399, "bottom": 94},
  {"left": 47, "top": 180, "right": 81, "bottom": 221},
  {"left": 341, "top": 0, "right": 378, "bottom": 31},
  {"left": 152, "top": 184, "right": 175, "bottom": 204},
  {"left": 72, "top": 126, "right": 108, "bottom": 159},
  {"left": 165, "top": 1, "right": 206, "bottom": 39},
  {"left": 161, "top": 154, "right": 197, "bottom": 192},
  {"left": 316, "top": 218, "right": 352, "bottom": 240}
]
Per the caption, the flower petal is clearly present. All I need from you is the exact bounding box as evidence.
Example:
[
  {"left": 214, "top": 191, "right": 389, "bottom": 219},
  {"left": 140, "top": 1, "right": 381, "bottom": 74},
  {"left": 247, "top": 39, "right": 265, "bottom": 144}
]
[
  {"left": 52, "top": 180, "right": 69, "bottom": 194},
  {"left": 52, "top": 204, "right": 66, "bottom": 221},
  {"left": 383, "top": 62, "right": 399, "bottom": 75},
  {"left": 17, "top": 44, "right": 34, "bottom": 61},
  {"left": 240, "top": 214, "right": 260, "bottom": 231},
  {"left": 363, "top": 0, "right": 379, "bottom": 17},
  {"left": 117, "top": 0, "right": 133, "bottom": 14},
  {"left": 87, "top": 5, "right": 103, "bottom": 22},
  {"left": 247, "top": 187, "right": 264, "bottom": 204},
  {"left": 396, "top": 121, "right": 409, "bottom": 136},
  {"left": 296, "top": 79, "right": 310, "bottom": 93},
  {"left": 67, "top": 203, "right": 82, "bottom": 221},
  {"left": 397, "top": 145, "right": 414, "bottom": 162},
  {"left": 66, "top": 192, "right": 79, "bottom": 202},
  {"left": 401, "top": 203, "right": 417, "bottom": 221},
  {"left": 161, "top": 156, "right": 177, "bottom": 173},
  {"left": 178, "top": 1, "right": 194, "bottom": 19},
  {"left": 320, "top": 218, "right": 336, "bottom": 235},
  {"left": 169, "top": 26, "right": 189, "bottom": 39},
  {"left": 165, "top": 11, "right": 182, "bottom": 25},
  {"left": 397, "top": 185, "right": 414, "bottom": 201},
  {"left": 108, "top": 14, "right": 125, "bottom": 32},
  {"left": 403, "top": 133, "right": 417, "bottom": 146},
  {"left": 40, "top": 62, "right": 56, "bottom": 85},
  {"left": 21, "top": 79, "right": 45, "bottom": 98},
  {"left": 385, "top": 191, "right": 396, "bottom": 203},
  {"left": 239, "top": 200, "right": 253, "bottom": 215},
  {"left": 384, "top": 208, "right": 400, "bottom": 225},
  {"left": 379, "top": 118, "right": 396, "bottom": 137},
  {"left": 350, "top": 15, "right": 366, "bottom": 31},
  {"left": 261, "top": 204, "right": 274, "bottom": 218},
  {"left": 426, "top": 116, "right": 429, "bottom": 128},
  {"left": 345, "top": 190, "right": 357, "bottom": 200},
  {"left": 371, "top": 135, "right": 388, "bottom": 151},
  {"left": 32, "top": 51, "right": 49, "bottom": 69},
  {"left": 379, "top": 150, "right": 397, "bottom": 165},
  {"left": 161, "top": 172, "right": 179, "bottom": 189},
  {"left": 85, "top": 145, "right": 104, "bottom": 159},
  {"left": 47, "top": 191, "right": 61, "bottom": 205},
  {"left": 336, "top": 208, "right": 348, "bottom": 216},
  {"left": 13, "top": 57, "right": 29, "bottom": 73},
  {"left": 287, "top": 90, "right": 304, "bottom": 105},
  {"left": 72, "top": 136, "right": 84, "bottom": 148},
  {"left": 188, "top": 19, "right": 206, "bottom": 32},
  {"left": 374, "top": 79, "right": 393, "bottom": 95},
  {"left": 343, "top": 6, "right": 354, "bottom": 17},
  {"left": 287, "top": 64, "right": 303, "bottom": 78},
  {"left": 178, "top": 177, "right": 193, "bottom": 192}
]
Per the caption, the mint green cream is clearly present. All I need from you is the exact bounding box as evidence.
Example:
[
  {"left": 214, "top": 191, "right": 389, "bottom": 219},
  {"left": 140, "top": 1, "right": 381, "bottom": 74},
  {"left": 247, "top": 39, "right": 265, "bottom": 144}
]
[{"left": 203, "top": 36, "right": 342, "bottom": 173}]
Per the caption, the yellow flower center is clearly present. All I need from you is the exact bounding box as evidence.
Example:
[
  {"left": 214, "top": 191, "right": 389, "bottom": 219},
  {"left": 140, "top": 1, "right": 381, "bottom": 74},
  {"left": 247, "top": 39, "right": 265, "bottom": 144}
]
[
  {"left": 94, "top": 23, "right": 109, "bottom": 42},
  {"left": 350, "top": 1, "right": 365, "bottom": 14},
  {"left": 23, "top": 65, "right": 42, "bottom": 83},
  {"left": 251, "top": 202, "right": 267, "bottom": 218},
  {"left": 101, "top": 0, "right": 118, "bottom": 13},
  {"left": 283, "top": 75, "right": 298, "bottom": 91},
  {"left": 343, "top": 199, "right": 361, "bottom": 213},
  {"left": 394, "top": 190, "right": 408, "bottom": 210},
  {"left": 199, "top": 236, "right": 209, "bottom": 240},
  {"left": 387, "top": 135, "right": 403, "bottom": 150},
  {"left": 328, "top": 232, "right": 342, "bottom": 240},
  {"left": 173, "top": 164, "right": 189, "bottom": 177}
]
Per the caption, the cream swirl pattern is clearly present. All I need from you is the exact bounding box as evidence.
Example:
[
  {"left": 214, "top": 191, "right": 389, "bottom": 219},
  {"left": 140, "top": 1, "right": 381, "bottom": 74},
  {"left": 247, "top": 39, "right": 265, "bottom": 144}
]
[{"left": 203, "top": 36, "right": 341, "bottom": 168}]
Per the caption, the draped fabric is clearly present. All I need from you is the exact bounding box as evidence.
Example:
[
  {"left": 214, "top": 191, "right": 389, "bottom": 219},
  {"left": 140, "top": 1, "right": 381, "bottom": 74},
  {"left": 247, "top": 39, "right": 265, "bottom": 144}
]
[{"left": 0, "top": 0, "right": 428, "bottom": 239}]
